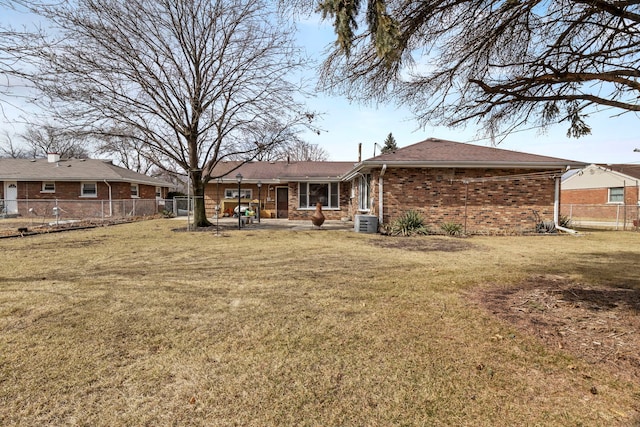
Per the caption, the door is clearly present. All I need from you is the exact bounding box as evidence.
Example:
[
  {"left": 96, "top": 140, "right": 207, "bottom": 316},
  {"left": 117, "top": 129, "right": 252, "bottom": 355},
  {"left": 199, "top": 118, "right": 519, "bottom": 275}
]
[
  {"left": 3, "top": 181, "right": 18, "bottom": 215},
  {"left": 276, "top": 186, "right": 288, "bottom": 219}
]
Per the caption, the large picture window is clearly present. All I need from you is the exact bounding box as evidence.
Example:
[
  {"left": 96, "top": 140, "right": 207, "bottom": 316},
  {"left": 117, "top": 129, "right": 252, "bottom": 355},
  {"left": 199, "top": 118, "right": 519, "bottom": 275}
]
[
  {"left": 608, "top": 187, "right": 624, "bottom": 203},
  {"left": 299, "top": 182, "right": 339, "bottom": 208}
]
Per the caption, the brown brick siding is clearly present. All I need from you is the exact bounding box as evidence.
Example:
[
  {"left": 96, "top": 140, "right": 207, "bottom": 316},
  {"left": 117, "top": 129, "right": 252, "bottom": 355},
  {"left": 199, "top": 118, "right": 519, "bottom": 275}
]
[
  {"left": 562, "top": 187, "right": 639, "bottom": 205},
  {"left": 2, "top": 181, "right": 163, "bottom": 218},
  {"left": 381, "top": 168, "right": 558, "bottom": 233}
]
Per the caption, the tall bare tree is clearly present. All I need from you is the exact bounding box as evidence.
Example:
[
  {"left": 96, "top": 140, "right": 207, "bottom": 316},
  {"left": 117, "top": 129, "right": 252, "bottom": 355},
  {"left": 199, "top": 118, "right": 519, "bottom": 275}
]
[
  {"left": 30, "top": 0, "right": 314, "bottom": 226},
  {"left": 19, "top": 123, "right": 91, "bottom": 158},
  {"left": 316, "top": 0, "right": 640, "bottom": 141}
]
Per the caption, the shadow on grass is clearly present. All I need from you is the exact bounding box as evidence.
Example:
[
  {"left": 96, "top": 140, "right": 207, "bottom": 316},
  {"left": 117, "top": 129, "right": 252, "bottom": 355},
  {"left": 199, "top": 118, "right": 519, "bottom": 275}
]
[{"left": 568, "top": 250, "right": 640, "bottom": 287}]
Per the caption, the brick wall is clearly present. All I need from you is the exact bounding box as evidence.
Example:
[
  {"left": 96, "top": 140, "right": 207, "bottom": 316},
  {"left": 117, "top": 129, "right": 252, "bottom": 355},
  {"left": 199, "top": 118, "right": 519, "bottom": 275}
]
[
  {"left": 380, "top": 168, "right": 558, "bottom": 233},
  {"left": 561, "top": 187, "right": 640, "bottom": 223},
  {"left": 2, "top": 181, "right": 163, "bottom": 218}
]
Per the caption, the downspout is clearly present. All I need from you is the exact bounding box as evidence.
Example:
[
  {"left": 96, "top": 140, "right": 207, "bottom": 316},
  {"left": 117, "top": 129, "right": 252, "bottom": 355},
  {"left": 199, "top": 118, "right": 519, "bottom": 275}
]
[
  {"left": 554, "top": 175, "right": 578, "bottom": 234},
  {"left": 103, "top": 180, "right": 112, "bottom": 217},
  {"left": 378, "top": 164, "right": 387, "bottom": 223}
]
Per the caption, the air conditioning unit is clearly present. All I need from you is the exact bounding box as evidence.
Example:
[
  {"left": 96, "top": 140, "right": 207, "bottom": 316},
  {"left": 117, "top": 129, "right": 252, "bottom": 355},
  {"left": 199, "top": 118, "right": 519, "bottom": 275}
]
[{"left": 354, "top": 214, "right": 378, "bottom": 233}]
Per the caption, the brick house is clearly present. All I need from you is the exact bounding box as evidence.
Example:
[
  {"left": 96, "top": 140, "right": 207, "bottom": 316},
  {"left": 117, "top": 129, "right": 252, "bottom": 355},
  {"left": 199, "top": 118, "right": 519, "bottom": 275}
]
[
  {"left": 561, "top": 163, "right": 640, "bottom": 226},
  {"left": 0, "top": 153, "right": 172, "bottom": 218},
  {"left": 206, "top": 160, "right": 354, "bottom": 221},
  {"left": 207, "top": 138, "right": 585, "bottom": 233}
]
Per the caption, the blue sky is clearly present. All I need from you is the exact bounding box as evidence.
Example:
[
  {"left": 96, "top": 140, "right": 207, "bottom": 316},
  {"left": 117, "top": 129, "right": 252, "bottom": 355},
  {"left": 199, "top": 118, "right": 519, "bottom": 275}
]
[
  {"left": 296, "top": 19, "right": 640, "bottom": 164},
  {"left": 1, "top": 5, "right": 639, "bottom": 165}
]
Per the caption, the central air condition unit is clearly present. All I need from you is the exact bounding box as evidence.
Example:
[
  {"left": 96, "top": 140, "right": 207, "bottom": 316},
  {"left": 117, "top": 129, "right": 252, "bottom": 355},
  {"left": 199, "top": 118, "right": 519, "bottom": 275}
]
[{"left": 354, "top": 214, "right": 378, "bottom": 233}]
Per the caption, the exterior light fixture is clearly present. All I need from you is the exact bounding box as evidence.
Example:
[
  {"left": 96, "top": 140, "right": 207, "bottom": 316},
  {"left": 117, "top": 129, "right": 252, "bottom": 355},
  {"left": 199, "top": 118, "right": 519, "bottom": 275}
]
[{"left": 257, "top": 180, "right": 262, "bottom": 223}]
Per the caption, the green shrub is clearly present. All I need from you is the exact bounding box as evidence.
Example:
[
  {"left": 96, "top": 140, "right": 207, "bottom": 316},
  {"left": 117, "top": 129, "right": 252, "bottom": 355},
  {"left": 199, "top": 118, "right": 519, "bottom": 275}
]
[
  {"left": 389, "top": 210, "right": 430, "bottom": 236},
  {"left": 440, "top": 222, "right": 463, "bottom": 236}
]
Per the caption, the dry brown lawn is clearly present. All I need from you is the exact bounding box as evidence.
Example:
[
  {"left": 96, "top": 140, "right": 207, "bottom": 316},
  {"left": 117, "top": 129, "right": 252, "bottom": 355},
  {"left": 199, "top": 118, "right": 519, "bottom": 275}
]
[{"left": 1, "top": 219, "right": 639, "bottom": 426}]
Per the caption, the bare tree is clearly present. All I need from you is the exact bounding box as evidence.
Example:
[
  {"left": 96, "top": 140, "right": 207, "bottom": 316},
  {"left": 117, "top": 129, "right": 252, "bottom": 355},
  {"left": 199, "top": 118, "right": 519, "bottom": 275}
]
[
  {"left": 19, "top": 123, "right": 91, "bottom": 158},
  {"left": 0, "top": 1, "right": 42, "bottom": 120},
  {"left": 285, "top": 140, "right": 329, "bottom": 161},
  {"left": 29, "top": 0, "right": 315, "bottom": 226},
  {"left": 0, "top": 129, "right": 29, "bottom": 158},
  {"left": 316, "top": 0, "right": 640, "bottom": 141}
]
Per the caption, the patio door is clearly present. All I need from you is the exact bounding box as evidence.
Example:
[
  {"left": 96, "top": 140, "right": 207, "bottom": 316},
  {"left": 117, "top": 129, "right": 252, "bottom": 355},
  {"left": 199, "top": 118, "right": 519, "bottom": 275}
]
[
  {"left": 3, "top": 181, "right": 18, "bottom": 215},
  {"left": 276, "top": 186, "right": 288, "bottom": 218}
]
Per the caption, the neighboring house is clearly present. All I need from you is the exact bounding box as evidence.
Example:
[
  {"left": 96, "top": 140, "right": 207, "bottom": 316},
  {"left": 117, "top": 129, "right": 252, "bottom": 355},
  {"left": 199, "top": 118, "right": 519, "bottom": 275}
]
[
  {"left": 561, "top": 163, "right": 640, "bottom": 226},
  {"left": 208, "top": 138, "right": 586, "bottom": 233},
  {"left": 0, "top": 153, "right": 172, "bottom": 218}
]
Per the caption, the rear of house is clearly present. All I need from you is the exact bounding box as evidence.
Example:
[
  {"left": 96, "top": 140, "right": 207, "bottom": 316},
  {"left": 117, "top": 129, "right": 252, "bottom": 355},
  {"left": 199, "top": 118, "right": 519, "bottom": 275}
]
[
  {"left": 345, "top": 139, "right": 585, "bottom": 234},
  {"left": 206, "top": 139, "right": 585, "bottom": 234},
  {"left": 0, "top": 154, "right": 172, "bottom": 220}
]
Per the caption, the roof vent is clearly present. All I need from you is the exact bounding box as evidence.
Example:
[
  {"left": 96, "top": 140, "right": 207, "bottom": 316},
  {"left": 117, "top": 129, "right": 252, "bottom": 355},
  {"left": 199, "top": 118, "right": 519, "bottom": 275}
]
[{"left": 47, "top": 153, "right": 61, "bottom": 163}]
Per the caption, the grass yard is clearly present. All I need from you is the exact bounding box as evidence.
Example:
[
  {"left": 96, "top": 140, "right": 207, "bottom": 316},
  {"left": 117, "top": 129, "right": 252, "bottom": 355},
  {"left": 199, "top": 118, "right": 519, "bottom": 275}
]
[{"left": 1, "top": 219, "right": 639, "bottom": 426}]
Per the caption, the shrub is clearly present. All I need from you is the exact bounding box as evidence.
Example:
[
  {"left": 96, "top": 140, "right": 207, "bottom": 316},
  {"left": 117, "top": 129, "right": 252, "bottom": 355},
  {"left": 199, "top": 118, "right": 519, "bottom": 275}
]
[
  {"left": 389, "top": 210, "right": 430, "bottom": 236},
  {"left": 558, "top": 215, "right": 572, "bottom": 228},
  {"left": 440, "top": 222, "right": 463, "bottom": 236}
]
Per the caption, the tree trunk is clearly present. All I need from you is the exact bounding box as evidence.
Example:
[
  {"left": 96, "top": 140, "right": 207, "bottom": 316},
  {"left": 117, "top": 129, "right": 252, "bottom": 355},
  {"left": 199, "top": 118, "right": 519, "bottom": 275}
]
[{"left": 190, "top": 169, "right": 211, "bottom": 227}]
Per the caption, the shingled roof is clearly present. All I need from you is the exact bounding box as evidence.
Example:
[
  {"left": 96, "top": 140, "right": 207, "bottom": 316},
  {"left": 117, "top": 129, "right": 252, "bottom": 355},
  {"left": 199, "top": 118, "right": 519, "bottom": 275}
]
[
  {"left": 210, "top": 160, "right": 355, "bottom": 183},
  {"left": 364, "top": 138, "right": 585, "bottom": 168},
  {"left": 0, "top": 157, "right": 171, "bottom": 187},
  {"left": 600, "top": 164, "right": 640, "bottom": 180}
]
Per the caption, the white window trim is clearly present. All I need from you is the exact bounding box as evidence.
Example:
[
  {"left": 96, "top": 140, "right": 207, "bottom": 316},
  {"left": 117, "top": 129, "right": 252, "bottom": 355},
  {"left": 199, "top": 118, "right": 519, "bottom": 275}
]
[
  {"left": 298, "top": 182, "right": 340, "bottom": 210},
  {"left": 224, "top": 188, "right": 252, "bottom": 199},
  {"left": 155, "top": 186, "right": 162, "bottom": 199},
  {"left": 80, "top": 181, "right": 98, "bottom": 198},
  {"left": 607, "top": 187, "right": 624, "bottom": 204},
  {"left": 41, "top": 181, "right": 56, "bottom": 193},
  {"left": 131, "top": 183, "right": 140, "bottom": 198},
  {"left": 357, "top": 174, "right": 371, "bottom": 212}
]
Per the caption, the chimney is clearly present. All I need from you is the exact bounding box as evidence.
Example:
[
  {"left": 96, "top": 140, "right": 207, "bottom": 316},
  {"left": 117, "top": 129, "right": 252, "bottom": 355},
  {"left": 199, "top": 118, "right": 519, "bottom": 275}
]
[
  {"left": 48, "top": 153, "right": 60, "bottom": 163},
  {"left": 358, "top": 143, "right": 362, "bottom": 162}
]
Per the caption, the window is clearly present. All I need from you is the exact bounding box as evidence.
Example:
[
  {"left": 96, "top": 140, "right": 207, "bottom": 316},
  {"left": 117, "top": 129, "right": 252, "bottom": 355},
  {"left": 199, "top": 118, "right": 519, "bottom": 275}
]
[
  {"left": 81, "top": 182, "right": 97, "bottom": 197},
  {"left": 609, "top": 187, "right": 624, "bottom": 203},
  {"left": 225, "top": 188, "right": 252, "bottom": 199},
  {"left": 155, "top": 186, "right": 162, "bottom": 198},
  {"left": 131, "top": 183, "right": 139, "bottom": 198},
  {"left": 41, "top": 182, "right": 56, "bottom": 193},
  {"left": 299, "top": 182, "right": 339, "bottom": 209},
  {"left": 358, "top": 174, "right": 371, "bottom": 211}
]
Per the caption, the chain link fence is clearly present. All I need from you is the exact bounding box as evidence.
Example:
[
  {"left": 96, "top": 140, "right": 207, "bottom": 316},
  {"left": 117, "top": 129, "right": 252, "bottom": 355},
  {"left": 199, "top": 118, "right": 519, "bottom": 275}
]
[
  {"left": 1, "top": 198, "right": 166, "bottom": 223},
  {"left": 562, "top": 203, "right": 640, "bottom": 230}
]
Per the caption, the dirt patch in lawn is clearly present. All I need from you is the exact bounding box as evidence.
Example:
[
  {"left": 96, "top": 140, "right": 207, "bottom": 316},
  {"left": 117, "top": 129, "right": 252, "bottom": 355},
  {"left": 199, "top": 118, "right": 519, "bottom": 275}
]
[
  {"left": 0, "top": 217, "right": 145, "bottom": 238},
  {"left": 369, "top": 236, "right": 475, "bottom": 252},
  {"left": 471, "top": 275, "right": 640, "bottom": 383}
]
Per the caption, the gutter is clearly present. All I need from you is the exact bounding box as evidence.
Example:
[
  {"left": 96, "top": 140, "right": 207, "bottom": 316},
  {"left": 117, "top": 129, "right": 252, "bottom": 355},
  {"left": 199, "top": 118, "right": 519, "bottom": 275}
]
[
  {"left": 103, "top": 180, "right": 113, "bottom": 217},
  {"left": 378, "top": 164, "right": 386, "bottom": 223},
  {"left": 553, "top": 175, "right": 578, "bottom": 234}
]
